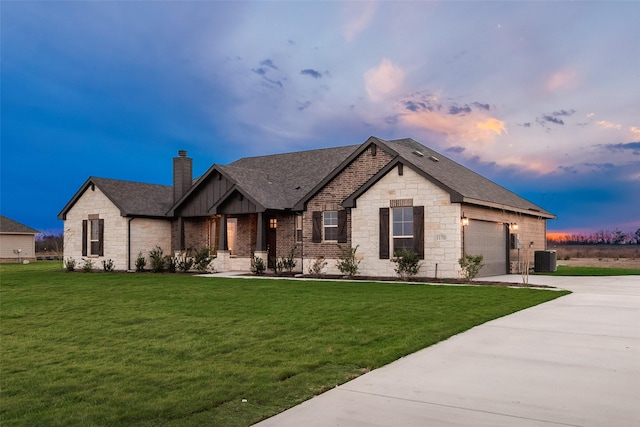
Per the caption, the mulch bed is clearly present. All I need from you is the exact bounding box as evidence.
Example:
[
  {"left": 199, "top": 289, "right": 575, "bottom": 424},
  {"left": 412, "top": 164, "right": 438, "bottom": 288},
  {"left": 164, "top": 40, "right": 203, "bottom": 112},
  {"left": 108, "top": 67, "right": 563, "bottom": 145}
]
[{"left": 245, "top": 273, "right": 555, "bottom": 288}]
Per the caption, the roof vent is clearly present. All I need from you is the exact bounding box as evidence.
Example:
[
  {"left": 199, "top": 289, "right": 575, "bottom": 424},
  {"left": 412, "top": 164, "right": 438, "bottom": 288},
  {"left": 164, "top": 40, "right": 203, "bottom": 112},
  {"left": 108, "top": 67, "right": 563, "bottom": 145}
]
[
  {"left": 412, "top": 150, "right": 424, "bottom": 157},
  {"left": 429, "top": 155, "right": 439, "bottom": 162}
]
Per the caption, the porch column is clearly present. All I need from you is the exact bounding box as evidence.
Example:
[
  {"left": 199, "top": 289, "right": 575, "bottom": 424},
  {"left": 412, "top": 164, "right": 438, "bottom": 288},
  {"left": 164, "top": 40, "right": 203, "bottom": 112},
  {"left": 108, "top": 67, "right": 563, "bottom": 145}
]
[
  {"left": 254, "top": 211, "right": 268, "bottom": 265},
  {"left": 218, "top": 214, "right": 228, "bottom": 250},
  {"left": 212, "top": 214, "right": 230, "bottom": 272},
  {"left": 256, "top": 212, "right": 264, "bottom": 251}
]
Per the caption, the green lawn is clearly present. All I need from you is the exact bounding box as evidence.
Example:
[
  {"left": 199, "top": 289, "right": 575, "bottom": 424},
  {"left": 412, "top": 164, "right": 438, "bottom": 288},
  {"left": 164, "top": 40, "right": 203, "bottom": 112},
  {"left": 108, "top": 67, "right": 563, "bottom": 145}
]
[
  {"left": 1, "top": 262, "right": 568, "bottom": 426},
  {"left": 545, "top": 265, "right": 640, "bottom": 276}
]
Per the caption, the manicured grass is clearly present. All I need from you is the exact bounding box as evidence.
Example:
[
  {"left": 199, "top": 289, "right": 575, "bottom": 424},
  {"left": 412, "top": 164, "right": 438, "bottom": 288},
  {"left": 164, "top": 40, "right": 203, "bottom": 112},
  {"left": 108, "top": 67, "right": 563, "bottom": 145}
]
[
  {"left": 1, "top": 262, "right": 568, "bottom": 426},
  {"left": 545, "top": 265, "right": 640, "bottom": 276}
]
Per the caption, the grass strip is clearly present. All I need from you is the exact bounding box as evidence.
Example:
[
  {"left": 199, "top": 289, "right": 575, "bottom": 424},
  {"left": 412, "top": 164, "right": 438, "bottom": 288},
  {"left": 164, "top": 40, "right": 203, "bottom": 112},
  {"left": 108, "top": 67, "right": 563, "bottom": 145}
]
[{"left": 544, "top": 265, "right": 640, "bottom": 276}]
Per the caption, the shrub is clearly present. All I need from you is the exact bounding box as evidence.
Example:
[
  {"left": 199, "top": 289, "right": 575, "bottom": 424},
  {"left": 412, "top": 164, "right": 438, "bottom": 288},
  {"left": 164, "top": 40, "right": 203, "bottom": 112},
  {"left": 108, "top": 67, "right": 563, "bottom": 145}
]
[
  {"left": 149, "top": 246, "right": 165, "bottom": 273},
  {"left": 458, "top": 254, "right": 484, "bottom": 281},
  {"left": 308, "top": 256, "right": 327, "bottom": 277},
  {"left": 392, "top": 249, "right": 422, "bottom": 280},
  {"left": 64, "top": 257, "right": 76, "bottom": 272},
  {"left": 80, "top": 258, "right": 94, "bottom": 273},
  {"left": 281, "top": 246, "right": 298, "bottom": 272},
  {"left": 164, "top": 255, "right": 176, "bottom": 273},
  {"left": 336, "top": 244, "right": 360, "bottom": 278},
  {"left": 193, "top": 247, "right": 213, "bottom": 272},
  {"left": 175, "top": 251, "right": 194, "bottom": 273},
  {"left": 135, "top": 252, "right": 147, "bottom": 272},
  {"left": 273, "top": 258, "right": 285, "bottom": 275},
  {"left": 251, "top": 256, "right": 266, "bottom": 275},
  {"left": 102, "top": 259, "right": 115, "bottom": 272}
]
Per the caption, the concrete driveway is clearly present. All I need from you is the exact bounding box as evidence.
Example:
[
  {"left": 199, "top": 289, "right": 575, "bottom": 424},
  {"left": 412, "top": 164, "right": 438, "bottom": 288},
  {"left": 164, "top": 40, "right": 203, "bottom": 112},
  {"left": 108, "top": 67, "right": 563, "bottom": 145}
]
[{"left": 254, "top": 275, "right": 640, "bottom": 426}]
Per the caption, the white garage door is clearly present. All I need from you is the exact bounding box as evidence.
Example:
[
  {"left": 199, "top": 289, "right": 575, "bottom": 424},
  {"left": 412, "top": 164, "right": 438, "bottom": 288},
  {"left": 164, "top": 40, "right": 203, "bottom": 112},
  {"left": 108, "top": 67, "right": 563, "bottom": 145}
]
[{"left": 464, "top": 220, "right": 508, "bottom": 277}]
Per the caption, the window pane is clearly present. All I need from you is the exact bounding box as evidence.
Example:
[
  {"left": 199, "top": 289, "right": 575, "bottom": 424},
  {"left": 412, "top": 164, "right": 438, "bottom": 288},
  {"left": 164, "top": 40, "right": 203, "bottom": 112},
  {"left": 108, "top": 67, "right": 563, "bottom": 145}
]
[
  {"left": 404, "top": 222, "right": 413, "bottom": 236},
  {"left": 90, "top": 241, "right": 100, "bottom": 255},
  {"left": 393, "top": 222, "right": 403, "bottom": 236},
  {"left": 325, "top": 227, "right": 338, "bottom": 241},
  {"left": 90, "top": 219, "right": 99, "bottom": 240},
  {"left": 392, "top": 207, "right": 413, "bottom": 237},
  {"left": 393, "top": 237, "right": 413, "bottom": 254},
  {"left": 324, "top": 211, "right": 337, "bottom": 226}
]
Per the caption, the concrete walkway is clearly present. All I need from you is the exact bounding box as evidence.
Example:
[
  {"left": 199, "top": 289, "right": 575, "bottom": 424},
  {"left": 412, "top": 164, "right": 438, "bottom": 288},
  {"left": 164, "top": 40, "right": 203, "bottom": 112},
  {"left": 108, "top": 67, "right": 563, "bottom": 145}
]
[{"left": 253, "top": 275, "right": 640, "bottom": 426}]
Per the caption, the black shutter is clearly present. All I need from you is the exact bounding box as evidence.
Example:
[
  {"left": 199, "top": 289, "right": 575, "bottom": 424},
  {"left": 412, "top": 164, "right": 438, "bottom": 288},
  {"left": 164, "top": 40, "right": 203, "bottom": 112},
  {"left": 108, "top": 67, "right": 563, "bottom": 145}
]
[
  {"left": 413, "top": 206, "right": 424, "bottom": 259},
  {"left": 82, "top": 220, "right": 88, "bottom": 256},
  {"left": 337, "top": 210, "right": 347, "bottom": 243},
  {"left": 379, "top": 208, "right": 389, "bottom": 259},
  {"left": 312, "top": 211, "right": 322, "bottom": 243},
  {"left": 98, "top": 219, "right": 105, "bottom": 256}
]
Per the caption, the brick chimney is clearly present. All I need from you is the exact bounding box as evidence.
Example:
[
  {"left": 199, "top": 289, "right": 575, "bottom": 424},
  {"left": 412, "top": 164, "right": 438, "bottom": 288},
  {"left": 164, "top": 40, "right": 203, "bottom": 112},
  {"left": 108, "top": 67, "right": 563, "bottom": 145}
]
[{"left": 173, "top": 150, "right": 192, "bottom": 203}]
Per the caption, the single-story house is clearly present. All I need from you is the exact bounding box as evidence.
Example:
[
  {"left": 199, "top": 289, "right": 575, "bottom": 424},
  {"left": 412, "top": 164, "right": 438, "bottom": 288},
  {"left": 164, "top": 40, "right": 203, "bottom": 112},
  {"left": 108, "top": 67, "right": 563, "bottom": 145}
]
[
  {"left": 0, "top": 215, "right": 40, "bottom": 263},
  {"left": 58, "top": 136, "right": 555, "bottom": 277}
]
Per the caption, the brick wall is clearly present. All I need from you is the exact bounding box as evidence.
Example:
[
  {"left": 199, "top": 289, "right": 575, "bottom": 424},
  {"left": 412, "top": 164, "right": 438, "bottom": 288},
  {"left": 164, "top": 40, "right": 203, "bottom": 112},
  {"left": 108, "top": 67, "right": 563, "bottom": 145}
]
[
  {"left": 183, "top": 217, "right": 210, "bottom": 251},
  {"left": 234, "top": 214, "right": 257, "bottom": 256},
  {"left": 303, "top": 146, "right": 393, "bottom": 261}
]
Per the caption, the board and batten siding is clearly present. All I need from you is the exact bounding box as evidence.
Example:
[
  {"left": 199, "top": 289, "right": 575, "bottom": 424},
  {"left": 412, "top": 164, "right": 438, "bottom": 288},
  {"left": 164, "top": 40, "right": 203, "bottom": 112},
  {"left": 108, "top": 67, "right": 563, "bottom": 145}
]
[
  {"left": 176, "top": 171, "right": 235, "bottom": 217},
  {"left": 351, "top": 164, "right": 463, "bottom": 278}
]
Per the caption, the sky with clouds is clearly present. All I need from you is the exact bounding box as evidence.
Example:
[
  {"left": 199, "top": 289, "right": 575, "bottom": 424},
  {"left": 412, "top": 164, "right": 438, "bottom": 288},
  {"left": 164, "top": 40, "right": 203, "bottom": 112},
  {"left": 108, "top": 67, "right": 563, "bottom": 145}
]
[{"left": 1, "top": 1, "right": 639, "bottom": 235}]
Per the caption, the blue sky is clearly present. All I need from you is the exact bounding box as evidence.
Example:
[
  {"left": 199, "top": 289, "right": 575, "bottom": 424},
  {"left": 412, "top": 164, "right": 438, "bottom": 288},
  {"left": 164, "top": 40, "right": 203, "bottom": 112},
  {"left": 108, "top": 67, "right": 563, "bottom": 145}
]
[{"left": 1, "top": 1, "right": 639, "bottom": 236}]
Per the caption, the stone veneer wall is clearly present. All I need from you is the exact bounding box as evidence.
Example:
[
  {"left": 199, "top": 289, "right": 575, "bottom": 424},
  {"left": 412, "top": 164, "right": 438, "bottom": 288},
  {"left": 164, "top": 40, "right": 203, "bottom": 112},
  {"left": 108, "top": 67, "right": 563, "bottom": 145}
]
[
  {"left": 129, "top": 218, "right": 172, "bottom": 269},
  {"left": 63, "top": 186, "right": 171, "bottom": 271},
  {"left": 303, "top": 146, "right": 394, "bottom": 271},
  {"left": 351, "top": 165, "right": 462, "bottom": 278}
]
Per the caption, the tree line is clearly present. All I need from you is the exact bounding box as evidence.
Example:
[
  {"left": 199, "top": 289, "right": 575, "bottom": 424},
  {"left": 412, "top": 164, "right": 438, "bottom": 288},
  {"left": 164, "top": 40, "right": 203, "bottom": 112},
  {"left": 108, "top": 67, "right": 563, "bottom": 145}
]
[
  {"left": 36, "top": 233, "right": 63, "bottom": 254},
  {"left": 548, "top": 228, "right": 640, "bottom": 245}
]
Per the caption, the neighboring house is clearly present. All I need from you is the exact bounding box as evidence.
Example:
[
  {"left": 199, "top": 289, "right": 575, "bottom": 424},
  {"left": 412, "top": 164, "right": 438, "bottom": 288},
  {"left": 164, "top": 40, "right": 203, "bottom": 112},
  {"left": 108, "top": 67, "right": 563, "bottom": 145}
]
[
  {"left": 0, "top": 215, "right": 40, "bottom": 263},
  {"left": 58, "top": 137, "right": 555, "bottom": 277}
]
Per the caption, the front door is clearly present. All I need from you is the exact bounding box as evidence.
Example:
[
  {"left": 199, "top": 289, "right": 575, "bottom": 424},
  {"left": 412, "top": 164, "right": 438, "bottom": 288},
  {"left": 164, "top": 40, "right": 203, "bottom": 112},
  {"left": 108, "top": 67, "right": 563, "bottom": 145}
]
[{"left": 267, "top": 217, "right": 277, "bottom": 268}]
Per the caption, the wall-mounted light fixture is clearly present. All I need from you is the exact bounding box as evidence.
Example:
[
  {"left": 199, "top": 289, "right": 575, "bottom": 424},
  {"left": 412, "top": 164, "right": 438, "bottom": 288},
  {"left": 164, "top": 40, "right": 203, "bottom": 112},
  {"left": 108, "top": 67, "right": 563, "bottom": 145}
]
[
  {"left": 510, "top": 223, "right": 519, "bottom": 231},
  {"left": 461, "top": 216, "right": 469, "bottom": 226}
]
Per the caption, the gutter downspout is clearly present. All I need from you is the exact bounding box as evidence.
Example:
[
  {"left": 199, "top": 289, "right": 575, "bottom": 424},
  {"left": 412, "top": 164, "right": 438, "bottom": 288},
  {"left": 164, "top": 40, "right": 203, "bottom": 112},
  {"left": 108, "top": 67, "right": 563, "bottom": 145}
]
[{"left": 127, "top": 217, "right": 135, "bottom": 271}]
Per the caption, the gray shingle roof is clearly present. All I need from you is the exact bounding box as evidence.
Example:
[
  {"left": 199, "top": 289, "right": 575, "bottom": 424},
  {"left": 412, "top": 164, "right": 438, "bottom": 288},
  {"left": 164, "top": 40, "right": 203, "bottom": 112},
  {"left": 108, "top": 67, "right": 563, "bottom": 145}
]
[
  {"left": 0, "top": 215, "right": 40, "bottom": 234},
  {"left": 57, "top": 177, "right": 173, "bottom": 220},
  {"left": 222, "top": 145, "right": 359, "bottom": 210},
  {"left": 59, "top": 136, "right": 553, "bottom": 220},
  {"left": 381, "top": 138, "right": 554, "bottom": 217}
]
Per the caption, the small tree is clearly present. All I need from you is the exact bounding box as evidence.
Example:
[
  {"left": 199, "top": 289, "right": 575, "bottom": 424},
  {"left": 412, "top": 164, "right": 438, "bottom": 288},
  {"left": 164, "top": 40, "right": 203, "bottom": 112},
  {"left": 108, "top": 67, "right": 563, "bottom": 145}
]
[
  {"left": 392, "top": 249, "right": 422, "bottom": 280},
  {"left": 458, "top": 254, "right": 484, "bottom": 281},
  {"left": 308, "top": 256, "right": 327, "bottom": 277},
  {"left": 336, "top": 244, "right": 360, "bottom": 278},
  {"left": 135, "top": 252, "right": 147, "bottom": 272}
]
